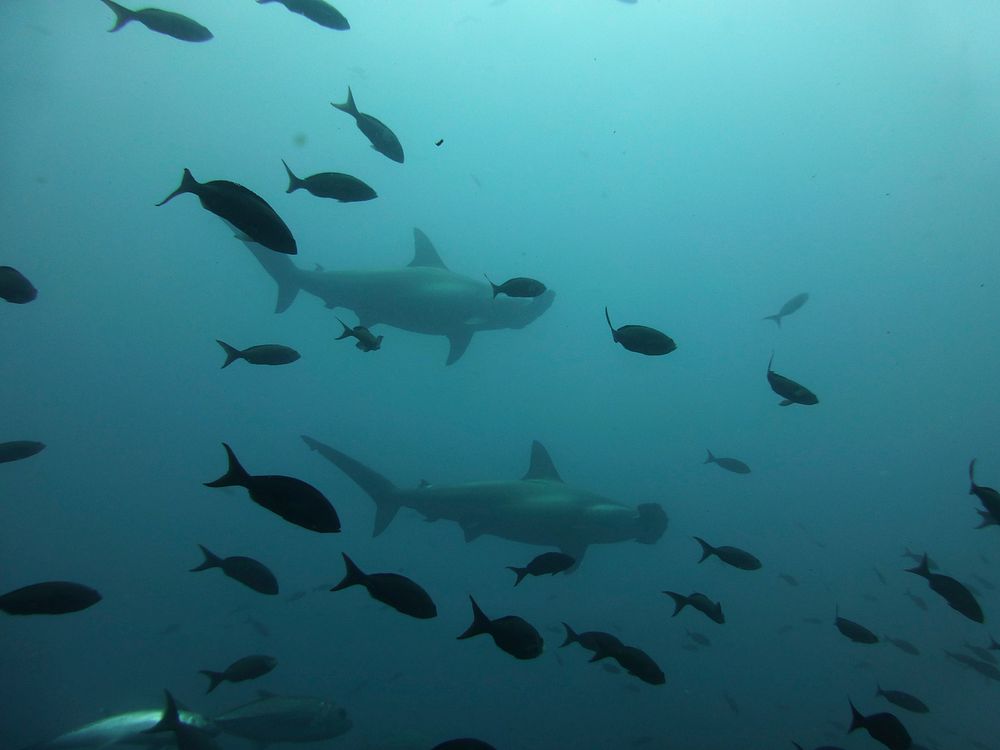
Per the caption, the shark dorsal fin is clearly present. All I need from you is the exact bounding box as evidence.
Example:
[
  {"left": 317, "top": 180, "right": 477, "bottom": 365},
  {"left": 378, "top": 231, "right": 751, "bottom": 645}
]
[
  {"left": 409, "top": 228, "right": 448, "bottom": 269},
  {"left": 523, "top": 441, "right": 563, "bottom": 482}
]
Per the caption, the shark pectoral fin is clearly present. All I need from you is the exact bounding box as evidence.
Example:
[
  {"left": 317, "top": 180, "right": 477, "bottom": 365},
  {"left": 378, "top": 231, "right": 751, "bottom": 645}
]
[{"left": 445, "top": 330, "right": 473, "bottom": 365}]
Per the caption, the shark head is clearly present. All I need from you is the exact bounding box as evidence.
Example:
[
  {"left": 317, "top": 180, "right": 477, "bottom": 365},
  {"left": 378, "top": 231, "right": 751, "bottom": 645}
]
[{"left": 634, "top": 503, "right": 669, "bottom": 544}]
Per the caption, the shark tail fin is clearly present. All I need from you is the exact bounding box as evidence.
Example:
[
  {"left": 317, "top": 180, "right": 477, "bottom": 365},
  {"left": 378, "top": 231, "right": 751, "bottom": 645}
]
[
  {"left": 331, "top": 552, "right": 366, "bottom": 591},
  {"left": 239, "top": 237, "right": 302, "bottom": 313},
  {"left": 204, "top": 443, "right": 251, "bottom": 489},
  {"left": 457, "top": 596, "right": 491, "bottom": 640},
  {"left": 199, "top": 670, "right": 225, "bottom": 694},
  {"left": 216, "top": 339, "right": 242, "bottom": 368},
  {"left": 507, "top": 566, "right": 528, "bottom": 587},
  {"left": 143, "top": 690, "right": 182, "bottom": 735},
  {"left": 190, "top": 544, "right": 222, "bottom": 572},
  {"left": 100, "top": 0, "right": 134, "bottom": 32},
  {"left": 692, "top": 536, "right": 715, "bottom": 563}
]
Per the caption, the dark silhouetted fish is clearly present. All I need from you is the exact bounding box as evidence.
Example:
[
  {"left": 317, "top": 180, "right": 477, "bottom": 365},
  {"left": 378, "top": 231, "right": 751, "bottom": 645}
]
[
  {"left": 335, "top": 319, "right": 382, "bottom": 352},
  {"left": 560, "top": 622, "right": 623, "bottom": 659},
  {"left": 331, "top": 87, "right": 403, "bottom": 163},
  {"left": 663, "top": 591, "right": 725, "bottom": 624},
  {"left": 144, "top": 690, "right": 220, "bottom": 750},
  {"left": 258, "top": 0, "right": 349, "bottom": 30},
  {"left": 944, "top": 649, "right": 1000, "bottom": 681},
  {"left": 686, "top": 629, "right": 710, "bottom": 647},
  {"left": 157, "top": 169, "right": 296, "bottom": 255},
  {"left": 98, "top": 0, "right": 213, "bottom": 42},
  {"left": 692, "top": 537, "right": 761, "bottom": 570},
  {"left": 213, "top": 690, "right": 352, "bottom": 744},
  {"left": 457, "top": 596, "right": 543, "bottom": 659},
  {"left": 763, "top": 292, "right": 809, "bottom": 327},
  {"left": 884, "top": 636, "right": 920, "bottom": 655},
  {"left": 906, "top": 554, "right": 983, "bottom": 623},
  {"left": 703, "top": 449, "right": 750, "bottom": 474},
  {"left": 484, "top": 275, "right": 547, "bottom": 299},
  {"left": 835, "top": 607, "right": 878, "bottom": 644},
  {"left": 767, "top": 353, "right": 818, "bottom": 406},
  {"left": 190, "top": 544, "right": 279, "bottom": 595},
  {"left": 432, "top": 741, "right": 497, "bottom": 750},
  {"left": 330, "top": 552, "right": 436, "bottom": 619},
  {"left": 903, "top": 590, "right": 927, "bottom": 611},
  {"left": 605, "top": 307, "right": 676, "bottom": 355},
  {"left": 876, "top": 684, "right": 929, "bottom": 714},
  {"left": 0, "top": 581, "right": 101, "bottom": 615},
  {"left": 0, "top": 440, "right": 45, "bottom": 464},
  {"left": 0, "top": 266, "right": 37, "bottom": 303},
  {"left": 216, "top": 340, "right": 300, "bottom": 368},
  {"left": 847, "top": 699, "right": 912, "bottom": 750},
  {"left": 969, "top": 459, "right": 1000, "bottom": 525},
  {"left": 200, "top": 655, "right": 277, "bottom": 693},
  {"left": 204, "top": 443, "right": 341, "bottom": 532},
  {"left": 507, "top": 551, "right": 575, "bottom": 586},
  {"left": 610, "top": 644, "right": 665, "bottom": 685},
  {"left": 281, "top": 160, "right": 376, "bottom": 202}
]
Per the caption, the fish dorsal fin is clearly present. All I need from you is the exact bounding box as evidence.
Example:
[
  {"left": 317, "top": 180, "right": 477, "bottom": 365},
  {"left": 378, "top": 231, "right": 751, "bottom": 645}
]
[
  {"left": 409, "top": 228, "right": 448, "bottom": 269},
  {"left": 522, "top": 441, "right": 563, "bottom": 482}
]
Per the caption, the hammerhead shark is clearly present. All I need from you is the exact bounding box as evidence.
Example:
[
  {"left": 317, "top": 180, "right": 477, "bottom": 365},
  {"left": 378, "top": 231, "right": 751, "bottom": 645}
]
[
  {"left": 301, "top": 435, "right": 669, "bottom": 566},
  {"left": 240, "top": 228, "right": 555, "bottom": 365}
]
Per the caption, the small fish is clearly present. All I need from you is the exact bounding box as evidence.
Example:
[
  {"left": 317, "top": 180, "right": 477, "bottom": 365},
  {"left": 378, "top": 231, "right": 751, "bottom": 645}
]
[
  {"left": 190, "top": 544, "right": 279, "bottom": 595},
  {"left": 507, "top": 552, "right": 575, "bottom": 586},
  {"left": 969, "top": 459, "right": 1000, "bottom": 525},
  {"left": 779, "top": 573, "right": 799, "bottom": 587},
  {"left": 200, "top": 655, "right": 277, "bottom": 693},
  {"left": 157, "top": 169, "right": 297, "bottom": 255},
  {"left": 98, "top": 0, "right": 213, "bottom": 42},
  {"left": 281, "top": 160, "right": 376, "bottom": 202},
  {"left": 767, "top": 353, "right": 818, "bottom": 406},
  {"left": 883, "top": 636, "right": 920, "bottom": 655},
  {"left": 0, "top": 581, "right": 101, "bottom": 615},
  {"left": 834, "top": 607, "right": 878, "bottom": 644},
  {"left": 204, "top": 443, "right": 341, "bottom": 533},
  {"left": 847, "top": 699, "right": 912, "bottom": 750},
  {"left": 330, "top": 553, "right": 436, "bottom": 619},
  {"left": 431, "top": 741, "right": 496, "bottom": 750},
  {"left": 906, "top": 554, "right": 983, "bottom": 623},
  {"left": 560, "top": 622, "right": 624, "bottom": 659},
  {"left": 0, "top": 266, "right": 37, "bottom": 303},
  {"left": 258, "top": 0, "right": 349, "bottom": 31},
  {"left": 703, "top": 449, "right": 750, "bottom": 474},
  {"left": 0, "top": 440, "right": 45, "bottom": 464},
  {"left": 962, "top": 640, "right": 997, "bottom": 664},
  {"left": 903, "top": 589, "right": 927, "bottom": 611},
  {"left": 457, "top": 596, "right": 543, "bottom": 660},
  {"left": 763, "top": 292, "right": 809, "bottom": 327},
  {"left": 663, "top": 591, "right": 725, "bottom": 624},
  {"left": 610, "top": 644, "right": 665, "bottom": 685},
  {"left": 692, "top": 536, "right": 761, "bottom": 570},
  {"left": 331, "top": 87, "right": 403, "bottom": 163},
  {"left": 484, "top": 275, "right": 547, "bottom": 299},
  {"left": 944, "top": 650, "right": 1000, "bottom": 681},
  {"left": 876, "top": 683, "right": 929, "bottom": 714},
  {"left": 685, "top": 629, "right": 710, "bottom": 647},
  {"left": 216, "top": 340, "right": 300, "bottom": 368},
  {"left": 335, "top": 318, "right": 382, "bottom": 352},
  {"left": 605, "top": 307, "right": 676, "bottom": 355}
]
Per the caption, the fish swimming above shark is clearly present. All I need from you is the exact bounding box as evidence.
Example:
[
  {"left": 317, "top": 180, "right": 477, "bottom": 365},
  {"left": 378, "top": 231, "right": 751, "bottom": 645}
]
[
  {"left": 240, "top": 228, "right": 555, "bottom": 365},
  {"left": 300, "top": 435, "right": 668, "bottom": 566}
]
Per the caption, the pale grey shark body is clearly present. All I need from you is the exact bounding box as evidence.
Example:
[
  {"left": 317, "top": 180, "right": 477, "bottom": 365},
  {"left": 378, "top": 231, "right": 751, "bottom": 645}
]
[
  {"left": 301, "top": 436, "right": 668, "bottom": 565},
  {"left": 23, "top": 707, "right": 216, "bottom": 749},
  {"left": 242, "top": 228, "right": 555, "bottom": 364}
]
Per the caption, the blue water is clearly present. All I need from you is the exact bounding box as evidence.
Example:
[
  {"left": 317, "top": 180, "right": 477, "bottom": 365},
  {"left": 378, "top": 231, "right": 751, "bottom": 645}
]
[{"left": 2, "top": 1, "right": 1000, "bottom": 748}]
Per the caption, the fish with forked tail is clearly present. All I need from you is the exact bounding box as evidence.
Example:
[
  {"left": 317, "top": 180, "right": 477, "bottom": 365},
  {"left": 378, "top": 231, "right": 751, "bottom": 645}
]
[
  {"left": 190, "top": 544, "right": 278, "bottom": 595},
  {"left": 331, "top": 87, "right": 403, "bottom": 163},
  {"left": 763, "top": 292, "right": 809, "bottom": 327},
  {"left": 507, "top": 552, "right": 575, "bottom": 586},
  {"left": 258, "top": 0, "right": 350, "bottom": 31},
  {"left": 216, "top": 340, "right": 300, "bottom": 368},
  {"left": 457, "top": 595, "right": 543, "bottom": 659},
  {"left": 692, "top": 537, "right": 761, "bottom": 570},
  {"left": 605, "top": 307, "right": 676, "bottom": 355},
  {"left": 336, "top": 319, "right": 382, "bottom": 351},
  {"left": 906, "top": 553, "right": 983, "bottom": 623},
  {"left": 97, "top": 0, "right": 213, "bottom": 42},
  {"left": 767, "top": 353, "right": 818, "bottom": 406},
  {"left": 703, "top": 449, "right": 750, "bottom": 474},
  {"left": 330, "top": 552, "right": 436, "bottom": 619},
  {"left": 200, "top": 655, "right": 277, "bottom": 693},
  {"left": 281, "top": 160, "right": 376, "bottom": 202},
  {"left": 663, "top": 591, "right": 724, "bottom": 624}
]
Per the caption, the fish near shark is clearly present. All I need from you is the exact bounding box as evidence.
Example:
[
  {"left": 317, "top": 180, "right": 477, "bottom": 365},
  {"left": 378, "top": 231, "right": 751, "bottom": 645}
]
[
  {"left": 240, "top": 229, "right": 555, "bottom": 365},
  {"left": 300, "top": 435, "right": 668, "bottom": 566}
]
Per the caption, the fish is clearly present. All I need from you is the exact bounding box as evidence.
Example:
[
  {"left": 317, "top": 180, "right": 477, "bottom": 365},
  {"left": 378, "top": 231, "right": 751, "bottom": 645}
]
[
  {"left": 190, "top": 544, "right": 279, "bottom": 595},
  {"left": 0, "top": 266, "right": 37, "bottom": 303},
  {"left": 685, "top": 629, "right": 710, "bottom": 647},
  {"left": 216, "top": 340, "right": 300, "bottom": 368},
  {"left": 257, "top": 0, "right": 350, "bottom": 31},
  {"left": 97, "top": 0, "right": 213, "bottom": 42},
  {"left": 281, "top": 160, "right": 376, "bottom": 202},
  {"left": 143, "top": 690, "right": 220, "bottom": 750},
  {"left": 903, "top": 590, "right": 927, "bottom": 611},
  {"left": 0, "top": 440, "right": 45, "bottom": 464},
  {"left": 847, "top": 699, "right": 912, "bottom": 750},
  {"left": 906, "top": 554, "right": 983, "bottom": 623},
  {"left": 157, "top": 168, "right": 297, "bottom": 255},
  {"left": 331, "top": 87, "right": 403, "bottom": 163},
  {"left": 301, "top": 435, "right": 667, "bottom": 566},
  {"left": 779, "top": 573, "right": 799, "bottom": 586},
  {"left": 883, "top": 636, "right": 920, "bottom": 655},
  {"left": 834, "top": 607, "right": 878, "bottom": 644},
  {"left": 609, "top": 644, "right": 666, "bottom": 685},
  {"left": 604, "top": 307, "right": 676, "bottom": 355},
  {"left": 507, "top": 552, "right": 575, "bottom": 586},
  {"left": 560, "top": 622, "right": 624, "bottom": 659},
  {"left": 962, "top": 639, "right": 997, "bottom": 664},
  {"left": 241, "top": 229, "right": 554, "bottom": 365},
  {"left": 767, "top": 353, "right": 818, "bottom": 406},
  {"left": 875, "top": 684, "right": 929, "bottom": 714},
  {"left": 213, "top": 690, "right": 352, "bottom": 744},
  {"left": 691, "top": 537, "right": 761, "bottom": 570},
  {"left": 763, "top": 292, "right": 809, "bottom": 327},
  {"left": 723, "top": 692, "right": 740, "bottom": 715},
  {"left": 335, "top": 318, "right": 382, "bottom": 352},
  {"left": 944, "top": 649, "right": 1000, "bottom": 681},
  {"left": 484, "top": 275, "right": 547, "bottom": 299},
  {"left": 457, "top": 595, "right": 543, "bottom": 659},
  {"left": 969, "top": 459, "right": 1000, "bottom": 525},
  {"left": 200, "top": 655, "right": 277, "bottom": 693},
  {"left": 330, "top": 552, "right": 437, "bottom": 619},
  {"left": 204, "top": 443, "right": 341, "bottom": 533},
  {"left": 703, "top": 449, "right": 750, "bottom": 474},
  {"left": 431, "top": 741, "right": 496, "bottom": 750},
  {"left": 663, "top": 592, "right": 725, "bottom": 624},
  {"left": 0, "top": 581, "right": 101, "bottom": 615}
]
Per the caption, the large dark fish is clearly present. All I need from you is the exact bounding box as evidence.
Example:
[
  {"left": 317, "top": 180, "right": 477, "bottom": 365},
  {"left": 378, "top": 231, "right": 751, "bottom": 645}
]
[
  {"left": 330, "top": 552, "right": 437, "bottom": 619},
  {"left": 0, "top": 266, "right": 37, "bottom": 303},
  {"left": 331, "top": 88, "right": 404, "bottom": 163},
  {"left": 0, "top": 581, "right": 101, "bottom": 615},
  {"left": 0, "top": 440, "right": 45, "bottom": 464},
  {"left": 703, "top": 449, "right": 750, "bottom": 474},
  {"left": 767, "top": 353, "right": 818, "bottom": 405},
  {"left": 883, "top": 636, "right": 920, "bottom": 656},
  {"left": 204, "top": 443, "right": 341, "bottom": 533},
  {"left": 763, "top": 292, "right": 809, "bottom": 327},
  {"left": 604, "top": 307, "right": 676, "bottom": 355},
  {"left": 213, "top": 690, "right": 352, "bottom": 744},
  {"left": 432, "top": 741, "right": 497, "bottom": 750},
  {"left": 847, "top": 699, "right": 911, "bottom": 750},
  {"left": 484, "top": 275, "right": 547, "bottom": 299},
  {"left": 335, "top": 319, "right": 382, "bottom": 352},
  {"left": 663, "top": 591, "right": 724, "bottom": 624},
  {"left": 457, "top": 596, "right": 543, "bottom": 659},
  {"left": 608, "top": 644, "right": 665, "bottom": 685},
  {"left": 144, "top": 690, "right": 220, "bottom": 750},
  {"left": 282, "top": 160, "right": 376, "bottom": 202},
  {"left": 216, "top": 340, "right": 300, "bottom": 368},
  {"left": 560, "top": 622, "right": 624, "bottom": 659},
  {"left": 190, "top": 544, "right": 279, "bottom": 595},
  {"left": 257, "top": 0, "right": 349, "bottom": 31},
  {"left": 906, "top": 554, "right": 983, "bottom": 623},
  {"left": 875, "top": 684, "right": 929, "bottom": 714},
  {"left": 157, "top": 169, "right": 297, "bottom": 255},
  {"left": 834, "top": 608, "right": 878, "bottom": 644},
  {"left": 507, "top": 551, "right": 575, "bottom": 586},
  {"left": 968, "top": 459, "right": 1000, "bottom": 525},
  {"left": 98, "top": 0, "right": 213, "bottom": 42},
  {"left": 200, "top": 655, "right": 277, "bottom": 693},
  {"left": 692, "top": 537, "right": 761, "bottom": 570}
]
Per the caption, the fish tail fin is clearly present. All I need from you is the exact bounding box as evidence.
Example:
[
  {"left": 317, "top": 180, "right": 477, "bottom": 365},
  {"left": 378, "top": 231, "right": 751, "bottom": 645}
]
[
  {"left": 970, "top": 458, "right": 978, "bottom": 494},
  {"left": 704, "top": 449, "right": 715, "bottom": 464},
  {"left": 604, "top": 306, "right": 616, "bottom": 337},
  {"left": 190, "top": 544, "right": 222, "bottom": 572},
  {"left": 906, "top": 554, "right": 931, "bottom": 578},
  {"left": 199, "top": 670, "right": 225, "bottom": 694},
  {"left": 847, "top": 698, "right": 865, "bottom": 733},
  {"left": 507, "top": 566, "right": 528, "bottom": 586},
  {"left": 457, "top": 595, "right": 490, "bottom": 639},
  {"left": 483, "top": 274, "right": 500, "bottom": 299},
  {"left": 100, "top": 0, "right": 134, "bottom": 32},
  {"left": 143, "top": 690, "right": 181, "bottom": 734},
  {"left": 663, "top": 591, "right": 688, "bottom": 616},
  {"left": 763, "top": 314, "right": 782, "bottom": 327},
  {"left": 204, "top": 443, "right": 251, "bottom": 489},
  {"left": 216, "top": 339, "right": 242, "bottom": 368},
  {"left": 156, "top": 168, "right": 199, "bottom": 207},
  {"left": 560, "top": 622, "right": 578, "bottom": 647},
  {"left": 335, "top": 319, "right": 353, "bottom": 340},
  {"left": 281, "top": 159, "right": 302, "bottom": 193},
  {"left": 692, "top": 536, "right": 714, "bottom": 563},
  {"left": 331, "top": 86, "right": 359, "bottom": 117},
  {"left": 238, "top": 236, "right": 302, "bottom": 313},
  {"left": 331, "top": 552, "right": 366, "bottom": 591}
]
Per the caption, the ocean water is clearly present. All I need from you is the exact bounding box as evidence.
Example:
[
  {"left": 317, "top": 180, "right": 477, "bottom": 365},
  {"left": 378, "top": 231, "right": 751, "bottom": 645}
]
[{"left": 2, "top": 1, "right": 1000, "bottom": 748}]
